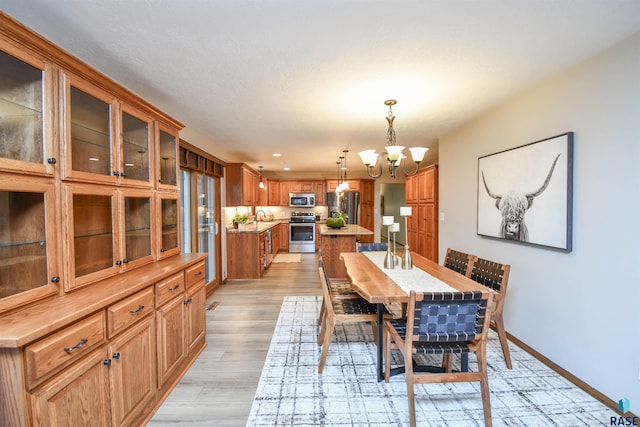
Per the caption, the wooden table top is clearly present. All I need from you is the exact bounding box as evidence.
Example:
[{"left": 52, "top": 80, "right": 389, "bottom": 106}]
[{"left": 340, "top": 251, "right": 490, "bottom": 304}]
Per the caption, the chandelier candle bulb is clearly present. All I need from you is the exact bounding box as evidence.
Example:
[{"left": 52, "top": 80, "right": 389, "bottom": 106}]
[
  {"left": 400, "top": 206, "right": 412, "bottom": 216},
  {"left": 382, "top": 215, "right": 395, "bottom": 226}
]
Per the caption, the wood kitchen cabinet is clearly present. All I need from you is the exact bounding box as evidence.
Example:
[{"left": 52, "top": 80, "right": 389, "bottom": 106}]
[
  {"left": 279, "top": 222, "right": 289, "bottom": 252},
  {"left": 314, "top": 181, "right": 326, "bottom": 205},
  {"left": 267, "top": 179, "right": 281, "bottom": 206},
  {"left": 405, "top": 165, "right": 438, "bottom": 263},
  {"left": 358, "top": 179, "right": 374, "bottom": 243},
  {"left": 225, "top": 163, "right": 259, "bottom": 206},
  {"left": 0, "top": 14, "right": 204, "bottom": 426}
]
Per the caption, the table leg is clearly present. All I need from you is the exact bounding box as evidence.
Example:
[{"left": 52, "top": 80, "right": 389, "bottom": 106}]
[{"left": 376, "top": 303, "right": 384, "bottom": 382}]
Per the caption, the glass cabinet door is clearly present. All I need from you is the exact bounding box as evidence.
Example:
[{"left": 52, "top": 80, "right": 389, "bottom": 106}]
[
  {"left": 158, "top": 128, "right": 177, "bottom": 188},
  {"left": 121, "top": 108, "right": 151, "bottom": 185},
  {"left": 65, "top": 184, "right": 119, "bottom": 290},
  {"left": 122, "top": 191, "right": 154, "bottom": 270},
  {"left": 69, "top": 87, "right": 112, "bottom": 177},
  {"left": 158, "top": 194, "right": 180, "bottom": 259},
  {"left": 0, "top": 49, "right": 52, "bottom": 175},
  {"left": 0, "top": 178, "right": 59, "bottom": 312}
]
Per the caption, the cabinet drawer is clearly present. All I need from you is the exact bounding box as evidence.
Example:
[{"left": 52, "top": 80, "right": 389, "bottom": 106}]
[
  {"left": 25, "top": 311, "right": 106, "bottom": 389},
  {"left": 106, "top": 287, "right": 154, "bottom": 338},
  {"left": 185, "top": 262, "right": 205, "bottom": 289},
  {"left": 156, "top": 272, "right": 185, "bottom": 307}
]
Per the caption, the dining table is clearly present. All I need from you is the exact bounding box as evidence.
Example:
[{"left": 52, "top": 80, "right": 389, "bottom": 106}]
[{"left": 340, "top": 250, "right": 492, "bottom": 382}]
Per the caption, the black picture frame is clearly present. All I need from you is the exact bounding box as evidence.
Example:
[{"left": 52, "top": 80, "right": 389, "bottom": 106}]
[{"left": 477, "top": 132, "right": 573, "bottom": 252}]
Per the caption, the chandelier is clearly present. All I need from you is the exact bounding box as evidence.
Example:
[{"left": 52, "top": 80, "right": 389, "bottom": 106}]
[
  {"left": 258, "top": 165, "right": 265, "bottom": 189},
  {"left": 335, "top": 150, "right": 350, "bottom": 193},
  {"left": 358, "top": 99, "right": 428, "bottom": 178}
]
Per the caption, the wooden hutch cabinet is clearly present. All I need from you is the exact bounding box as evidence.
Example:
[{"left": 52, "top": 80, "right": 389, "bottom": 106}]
[
  {"left": 0, "top": 12, "right": 206, "bottom": 427},
  {"left": 406, "top": 164, "right": 438, "bottom": 263}
]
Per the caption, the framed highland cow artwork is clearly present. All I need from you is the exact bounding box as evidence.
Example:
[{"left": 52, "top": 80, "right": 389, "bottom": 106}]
[{"left": 477, "top": 132, "right": 573, "bottom": 252}]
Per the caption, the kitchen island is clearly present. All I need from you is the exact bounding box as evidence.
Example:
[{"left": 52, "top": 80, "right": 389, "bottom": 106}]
[
  {"left": 227, "top": 221, "right": 283, "bottom": 279},
  {"left": 318, "top": 224, "right": 374, "bottom": 280}
]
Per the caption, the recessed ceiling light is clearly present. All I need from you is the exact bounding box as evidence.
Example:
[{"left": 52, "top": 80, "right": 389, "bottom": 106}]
[
  {"left": 283, "top": 167, "right": 290, "bottom": 171},
  {"left": 273, "top": 153, "right": 281, "bottom": 157},
  {"left": 89, "top": 157, "right": 100, "bottom": 161}
]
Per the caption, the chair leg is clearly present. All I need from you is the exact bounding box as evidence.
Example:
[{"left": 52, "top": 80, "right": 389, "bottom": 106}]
[
  {"left": 370, "top": 321, "right": 378, "bottom": 345},
  {"left": 318, "top": 315, "right": 327, "bottom": 346},
  {"left": 318, "top": 320, "right": 335, "bottom": 374},
  {"left": 384, "top": 328, "right": 392, "bottom": 383},
  {"left": 406, "top": 364, "right": 417, "bottom": 427},
  {"left": 494, "top": 314, "right": 512, "bottom": 369},
  {"left": 442, "top": 354, "right": 453, "bottom": 373},
  {"left": 476, "top": 348, "right": 493, "bottom": 427},
  {"left": 317, "top": 297, "right": 326, "bottom": 326}
]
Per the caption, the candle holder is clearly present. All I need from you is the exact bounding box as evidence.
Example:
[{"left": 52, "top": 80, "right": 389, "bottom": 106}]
[
  {"left": 390, "top": 222, "right": 400, "bottom": 266},
  {"left": 400, "top": 207, "right": 413, "bottom": 269},
  {"left": 382, "top": 215, "right": 395, "bottom": 269}
]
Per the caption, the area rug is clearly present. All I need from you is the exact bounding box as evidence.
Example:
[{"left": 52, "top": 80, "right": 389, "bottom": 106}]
[
  {"left": 246, "top": 296, "right": 618, "bottom": 426},
  {"left": 272, "top": 254, "right": 302, "bottom": 263}
]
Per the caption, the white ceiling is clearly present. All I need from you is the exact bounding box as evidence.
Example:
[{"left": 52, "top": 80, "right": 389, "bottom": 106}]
[{"left": 2, "top": 1, "right": 639, "bottom": 179}]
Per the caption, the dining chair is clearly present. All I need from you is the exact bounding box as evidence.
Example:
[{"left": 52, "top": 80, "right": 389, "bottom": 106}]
[
  {"left": 317, "top": 266, "right": 381, "bottom": 374},
  {"left": 443, "top": 248, "right": 474, "bottom": 276},
  {"left": 468, "top": 256, "right": 512, "bottom": 369},
  {"left": 317, "top": 256, "right": 359, "bottom": 326},
  {"left": 356, "top": 242, "right": 388, "bottom": 252},
  {"left": 384, "top": 290, "right": 493, "bottom": 427}
]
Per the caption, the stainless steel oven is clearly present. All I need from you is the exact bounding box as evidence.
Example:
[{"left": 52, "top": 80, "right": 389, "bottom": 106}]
[{"left": 289, "top": 212, "right": 316, "bottom": 253}]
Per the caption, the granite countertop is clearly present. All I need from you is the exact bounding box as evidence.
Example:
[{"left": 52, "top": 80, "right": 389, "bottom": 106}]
[
  {"left": 226, "top": 221, "right": 283, "bottom": 234},
  {"left": 318, "top": 224, "right": 374, "bottom": 236}
]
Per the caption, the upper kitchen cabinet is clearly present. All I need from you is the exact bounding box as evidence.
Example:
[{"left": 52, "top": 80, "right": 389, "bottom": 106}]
[
  {"left": 157, "top": 124, "right": 179, "bottom": 190},
  {"left": 0, "top": 45, "right": 56, "bottom": 176},
  {"left": 226, "top": 163, "right": 259, "bottom": 206}
]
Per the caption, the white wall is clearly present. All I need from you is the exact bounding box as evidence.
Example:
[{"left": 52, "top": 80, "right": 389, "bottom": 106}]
[{"left": 439, "top": 32, "right": 640, "bottom": 411}]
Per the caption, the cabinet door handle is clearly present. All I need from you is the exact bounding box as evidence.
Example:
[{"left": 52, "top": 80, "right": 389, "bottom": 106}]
[
  {"left": 160, "top": 248, "right": 165, "bottom": 253},
  {"left": 183, "top": 298, "right": 192, "bottom": 305},
  {"left": 64, "top": 338, "right": 88, "bottom": 354},
  {"left": 194, "top": 271, "right": 203, "bottom": 277},
  {"left": 113, "top": 171, "right": 120, "bottom": 177},
  {"left": 103, "top": 359, "right": 112, "bottom": 366},
  {"left": 169, "top": 284, "right": 181, "bottom": 291},
  {"left": 129, "top": 305, "right": 145, "bottom": 315},
  {"left": 123, "top": 259, "right": 129, "bottom": 264},
  {"left": 112, "top": 352, "right": 121, "bottom": 359},
  {"left": 51, "top": 276, "right": 60, "bottom": 283},
  {"left": 47, "top": 157, "right": 57, "bottom": 164}
]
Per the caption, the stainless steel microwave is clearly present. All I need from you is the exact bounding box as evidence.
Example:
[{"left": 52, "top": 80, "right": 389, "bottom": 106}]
[{"left": 289, "top": 193, "right": 315, "bottom": 207}]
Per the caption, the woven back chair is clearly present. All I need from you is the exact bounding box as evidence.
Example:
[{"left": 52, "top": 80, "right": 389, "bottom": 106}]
[
  {"left": 443, "top": 248, "right": 474, "bottom": 276},
  {"left": 384, "top": 291, "right": 493, "bottom": 427},
  {"left": 469, "top": 256, "right": 512, "bottom": 369},
  {"left": 317, "top": 266, "right": 379, "bottom": 374},
  {"left": 317, "top": 256, "right": 359, "bottom": 326},
  {"left": 357, "top": 242, "right": 388, "bottom": 252}
]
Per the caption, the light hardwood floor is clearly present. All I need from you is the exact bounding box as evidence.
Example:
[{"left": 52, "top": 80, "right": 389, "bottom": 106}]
[{"left": 148, "top": 252, "right": 321, "bottom": 426}]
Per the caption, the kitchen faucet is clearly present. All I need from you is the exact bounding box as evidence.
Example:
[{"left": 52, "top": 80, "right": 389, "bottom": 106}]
[{"left": 255, "top": 210, "right": 267, "bottom": 223}]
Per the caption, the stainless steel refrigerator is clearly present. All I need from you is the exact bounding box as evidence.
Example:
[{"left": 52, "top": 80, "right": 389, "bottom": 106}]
[{"left": 326, "top": 192, "right": 360, "bottom": 224}]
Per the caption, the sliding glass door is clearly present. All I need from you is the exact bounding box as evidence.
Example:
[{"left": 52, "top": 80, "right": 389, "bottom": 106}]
[
  {"left": 180, "top": 169, "right": 221, "bottom": 288},
  {"left": 197, "top": 174, "right": 216, "bottom": 284}
]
